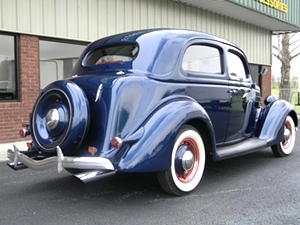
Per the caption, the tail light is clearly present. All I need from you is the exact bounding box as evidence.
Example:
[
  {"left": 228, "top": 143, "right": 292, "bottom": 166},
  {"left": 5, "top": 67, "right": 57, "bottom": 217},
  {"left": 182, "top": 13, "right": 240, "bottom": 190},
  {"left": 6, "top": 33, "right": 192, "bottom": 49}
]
[
  {"left": 19, "top": 128, "right": 30, "bottom": 138},
  {"left": 111, "top": 137, "right": 123, "bottom": 149}
]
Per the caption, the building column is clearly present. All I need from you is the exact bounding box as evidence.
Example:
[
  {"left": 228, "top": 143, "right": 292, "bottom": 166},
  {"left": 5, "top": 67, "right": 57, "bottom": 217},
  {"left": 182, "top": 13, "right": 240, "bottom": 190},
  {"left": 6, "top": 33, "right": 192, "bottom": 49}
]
[{"left": 260, "top": 65, "right": 272, "bottom": 105}]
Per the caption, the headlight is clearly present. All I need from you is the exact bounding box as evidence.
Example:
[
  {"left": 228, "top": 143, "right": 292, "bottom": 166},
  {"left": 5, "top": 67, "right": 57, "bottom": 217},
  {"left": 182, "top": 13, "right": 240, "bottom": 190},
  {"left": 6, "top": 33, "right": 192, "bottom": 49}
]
[{"left": 264, "top": 95, "right": 277, "bottom": 106}]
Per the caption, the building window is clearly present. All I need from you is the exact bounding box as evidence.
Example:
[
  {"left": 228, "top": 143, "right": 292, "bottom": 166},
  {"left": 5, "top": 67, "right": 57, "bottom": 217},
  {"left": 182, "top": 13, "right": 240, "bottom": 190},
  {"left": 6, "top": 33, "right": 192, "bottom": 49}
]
[
  {"left": 0, "top": 34, "right": 17, "bottom": 101},
  {"left": 39, "top": 40, "right": 88, "bottom": 90}
]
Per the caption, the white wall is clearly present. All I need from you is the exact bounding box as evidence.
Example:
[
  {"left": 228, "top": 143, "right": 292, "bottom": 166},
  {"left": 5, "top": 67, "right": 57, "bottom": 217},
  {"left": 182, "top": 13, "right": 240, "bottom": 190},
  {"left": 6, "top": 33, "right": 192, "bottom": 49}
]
[{"left": 40, "top": 60, "right": 63, "bottom": 89}]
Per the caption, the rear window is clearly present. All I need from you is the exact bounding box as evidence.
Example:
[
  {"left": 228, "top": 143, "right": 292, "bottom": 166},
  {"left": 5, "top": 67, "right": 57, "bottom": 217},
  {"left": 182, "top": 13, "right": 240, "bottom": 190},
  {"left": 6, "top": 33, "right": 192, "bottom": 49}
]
[{"left": 84, "top": 44, "right": 138, "bottom": 66}]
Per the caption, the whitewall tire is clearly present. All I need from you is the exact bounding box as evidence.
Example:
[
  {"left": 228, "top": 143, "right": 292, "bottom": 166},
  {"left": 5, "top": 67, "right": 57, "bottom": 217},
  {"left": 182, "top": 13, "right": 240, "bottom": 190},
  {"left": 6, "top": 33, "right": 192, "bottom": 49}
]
[
  {"left": 157, "top": 125, "right": 206, "bottom": 195},
  {"left": 271, "top": 115, "right": 296, "bottom": 157}
]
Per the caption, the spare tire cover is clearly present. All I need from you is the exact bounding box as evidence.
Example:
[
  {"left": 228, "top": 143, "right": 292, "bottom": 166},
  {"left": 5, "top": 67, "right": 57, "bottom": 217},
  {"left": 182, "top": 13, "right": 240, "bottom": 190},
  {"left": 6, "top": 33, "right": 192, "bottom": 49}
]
[{"left": 31, "top": 80, "right": 90, "bottom": 155}]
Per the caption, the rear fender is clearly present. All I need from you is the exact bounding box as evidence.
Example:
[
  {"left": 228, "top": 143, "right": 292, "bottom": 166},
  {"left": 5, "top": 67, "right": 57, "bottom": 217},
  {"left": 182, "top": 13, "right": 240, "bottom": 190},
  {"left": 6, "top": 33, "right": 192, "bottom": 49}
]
[
  {"left": 116, "top": 97, "right": 214, "bottom": 172},
  {"left": 258, "top": 100, "right": 297, "bottom": 146}
]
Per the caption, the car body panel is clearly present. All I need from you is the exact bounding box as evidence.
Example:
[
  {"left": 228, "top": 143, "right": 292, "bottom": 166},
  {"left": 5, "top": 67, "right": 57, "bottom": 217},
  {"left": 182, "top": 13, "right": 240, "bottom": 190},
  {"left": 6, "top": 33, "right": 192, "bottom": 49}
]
[
  {"left": 7, "top": 29, "right": 298, "bottom": 191},
  {"left": 258, "top": 100, "right": 298, "bottom": 146},
  {"left": 116, "top": 96, "right": 214, "bottom": 172}
]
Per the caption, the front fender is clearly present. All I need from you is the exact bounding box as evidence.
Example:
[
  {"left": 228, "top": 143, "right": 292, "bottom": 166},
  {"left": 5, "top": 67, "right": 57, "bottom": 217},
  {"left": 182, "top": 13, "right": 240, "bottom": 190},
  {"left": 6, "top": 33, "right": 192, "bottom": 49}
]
[
  {"left": 116, "top": 97, "right": 213, "bottom": 172},
  {"left": 258, "top": 100, "right": 297, "bottom": 146}
]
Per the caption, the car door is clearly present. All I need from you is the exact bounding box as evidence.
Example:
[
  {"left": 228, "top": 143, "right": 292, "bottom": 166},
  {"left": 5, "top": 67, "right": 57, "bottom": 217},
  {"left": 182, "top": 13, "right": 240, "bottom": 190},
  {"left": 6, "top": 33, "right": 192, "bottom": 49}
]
[
  {"left": 225, "top": 49, "right": 253, "bottom": 143},
  {"left": 182, "top": 42, "right": 231, "bottom": 144}
]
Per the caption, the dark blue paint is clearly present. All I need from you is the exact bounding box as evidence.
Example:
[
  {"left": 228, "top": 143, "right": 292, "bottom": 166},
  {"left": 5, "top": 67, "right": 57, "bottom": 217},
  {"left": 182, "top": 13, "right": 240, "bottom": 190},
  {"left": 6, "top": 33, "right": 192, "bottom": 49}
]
[
  {"left": 259, "top": 100, "right": 297, "bottom": 146},
  {"left": 73, "top": 29, "right": 234, "bottom": 78},
  {"left": 29, "top": 29, "right": 297, "bottom": 173},
  {"left": 31, "top": 81, "right": 90, "bottom": 155},
  {"left": 116, "top": 97, "right": 213, "bottom": 172}
]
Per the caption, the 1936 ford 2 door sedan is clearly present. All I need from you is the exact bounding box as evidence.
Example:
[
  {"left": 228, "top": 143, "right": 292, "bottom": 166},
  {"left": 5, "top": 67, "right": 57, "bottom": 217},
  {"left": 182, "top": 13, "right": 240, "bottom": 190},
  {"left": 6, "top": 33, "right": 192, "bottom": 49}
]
[{"left": 7, "top": 29, "right": 298, "bottom": 195}]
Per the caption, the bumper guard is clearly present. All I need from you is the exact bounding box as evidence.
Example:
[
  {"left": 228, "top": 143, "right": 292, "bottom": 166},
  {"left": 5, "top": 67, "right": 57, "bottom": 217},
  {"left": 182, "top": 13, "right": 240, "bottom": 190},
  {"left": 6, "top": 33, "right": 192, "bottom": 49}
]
[{"left": 7, "top": 145, "right": 115, "bottom": 176}]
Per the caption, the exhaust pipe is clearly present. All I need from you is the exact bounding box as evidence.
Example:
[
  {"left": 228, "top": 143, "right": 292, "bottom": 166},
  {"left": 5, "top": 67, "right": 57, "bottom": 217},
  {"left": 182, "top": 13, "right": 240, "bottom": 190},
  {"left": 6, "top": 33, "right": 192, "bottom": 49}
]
[{"left": 74, "top": 170, "right": 116, "bottom": 183}]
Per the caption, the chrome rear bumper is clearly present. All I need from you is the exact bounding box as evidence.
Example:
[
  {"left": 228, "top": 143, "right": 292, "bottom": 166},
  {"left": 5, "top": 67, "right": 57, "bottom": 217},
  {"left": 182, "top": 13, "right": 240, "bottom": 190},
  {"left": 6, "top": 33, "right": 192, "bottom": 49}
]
[{"left": 7, "top": 145, "right": 115, "bottom": 175}]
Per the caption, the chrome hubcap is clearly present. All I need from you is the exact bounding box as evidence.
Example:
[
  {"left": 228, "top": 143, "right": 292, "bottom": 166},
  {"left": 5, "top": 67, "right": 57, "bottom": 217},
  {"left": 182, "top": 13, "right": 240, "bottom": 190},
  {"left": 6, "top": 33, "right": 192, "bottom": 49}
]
[
  {"left": 182, "top": 150, "right": 194, "bottom": 171},
  {"left": 284, "top": 127, "right": 291, "bottom": 142},
  {"left": 46, "top": 108, "right": 60, "bottom": 132}
]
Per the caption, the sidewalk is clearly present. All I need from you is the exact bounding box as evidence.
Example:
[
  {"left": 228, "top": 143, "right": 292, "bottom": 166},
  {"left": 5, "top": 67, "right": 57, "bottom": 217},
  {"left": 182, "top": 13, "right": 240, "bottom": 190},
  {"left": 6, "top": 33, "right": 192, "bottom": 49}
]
[{"left": 0, "top": 141, "right": 29, "bottom": 162}]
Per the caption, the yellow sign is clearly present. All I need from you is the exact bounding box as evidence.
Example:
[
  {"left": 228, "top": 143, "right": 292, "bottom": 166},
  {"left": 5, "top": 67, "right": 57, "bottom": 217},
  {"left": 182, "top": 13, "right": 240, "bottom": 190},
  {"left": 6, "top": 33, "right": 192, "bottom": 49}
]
[{"left": 257, "top": 0, "right": 288, "bottom": 13}]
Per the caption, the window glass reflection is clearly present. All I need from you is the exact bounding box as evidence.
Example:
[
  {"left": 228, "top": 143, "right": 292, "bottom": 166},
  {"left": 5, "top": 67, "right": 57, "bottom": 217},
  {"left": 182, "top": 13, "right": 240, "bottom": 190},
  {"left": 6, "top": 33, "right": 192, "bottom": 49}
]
[
  {"left": 182, "top": 45, "right": 221, "bottom": 74},
  {"left": 227, "top": 51, "right": 247, "bottom": 80},
  {"left": 39, "top": 40, "right": 87, "bottom": 89},
  {"left": 0, "top": 34, "right": 16, "bottom": 100}
]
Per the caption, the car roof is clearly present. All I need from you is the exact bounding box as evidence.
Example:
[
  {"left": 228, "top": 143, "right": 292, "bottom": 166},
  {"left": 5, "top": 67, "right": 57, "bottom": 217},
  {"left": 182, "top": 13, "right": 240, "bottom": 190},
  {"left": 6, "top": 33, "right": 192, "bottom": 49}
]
[
  {"left": 73, "top": 28, "right": 239, "bottom": 76},
  {"left": 89, "top": 28, "right": 235, "bottom": 48}
]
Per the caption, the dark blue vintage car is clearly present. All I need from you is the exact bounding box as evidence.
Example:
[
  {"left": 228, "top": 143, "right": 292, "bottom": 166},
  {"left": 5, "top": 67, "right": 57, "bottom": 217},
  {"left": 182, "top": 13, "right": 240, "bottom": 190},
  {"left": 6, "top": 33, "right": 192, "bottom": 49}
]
[{"left": 7, "top": 29, "right": 298, "bottom": 195}]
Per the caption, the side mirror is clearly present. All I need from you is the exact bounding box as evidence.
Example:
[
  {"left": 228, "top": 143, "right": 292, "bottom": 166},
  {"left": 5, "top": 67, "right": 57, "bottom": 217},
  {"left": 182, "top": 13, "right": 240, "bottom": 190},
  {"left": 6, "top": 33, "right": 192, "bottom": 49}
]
[
  {"left": 259, "top": 67, "right": 268, "bottom": 76},
  {"left": 251, "top": 66, "right": 267, "bottom": 90}
]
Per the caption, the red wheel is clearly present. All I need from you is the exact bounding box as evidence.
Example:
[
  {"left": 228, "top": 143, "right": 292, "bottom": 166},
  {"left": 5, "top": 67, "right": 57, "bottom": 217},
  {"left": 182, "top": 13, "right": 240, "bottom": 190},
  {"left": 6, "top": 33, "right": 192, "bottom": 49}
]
[
  {"left": 271, "top": 116, "right": 296, "bottom": 157},
  {"left": 157, "top": 125, "right": 205, "bottom": 195}
]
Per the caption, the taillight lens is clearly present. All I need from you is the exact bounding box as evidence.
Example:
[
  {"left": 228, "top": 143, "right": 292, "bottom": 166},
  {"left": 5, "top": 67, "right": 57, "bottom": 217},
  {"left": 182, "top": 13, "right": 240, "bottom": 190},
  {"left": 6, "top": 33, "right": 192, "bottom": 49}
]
[
  {"left": 111, "top": 137, "right": 122, "bottom": 149},
  {"left": 19, "top": 128, "right": 30, "bottom": 138}
]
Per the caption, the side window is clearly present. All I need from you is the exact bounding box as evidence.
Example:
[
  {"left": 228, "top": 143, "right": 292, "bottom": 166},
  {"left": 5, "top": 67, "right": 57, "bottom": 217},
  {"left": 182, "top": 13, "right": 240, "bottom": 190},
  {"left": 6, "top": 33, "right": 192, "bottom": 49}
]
[
  {"left": 227, "top": 51, "right": 247, "bottom": 80},
  {"left": 182, "top": 45, "right": 222, "bottom": 74}
]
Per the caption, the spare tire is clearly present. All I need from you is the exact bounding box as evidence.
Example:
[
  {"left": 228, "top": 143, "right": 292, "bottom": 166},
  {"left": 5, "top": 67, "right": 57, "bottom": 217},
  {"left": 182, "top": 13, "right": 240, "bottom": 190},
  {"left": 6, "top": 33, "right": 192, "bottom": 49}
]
[{"left": 31, "top": 80, "right": 90, "bottom": 155}]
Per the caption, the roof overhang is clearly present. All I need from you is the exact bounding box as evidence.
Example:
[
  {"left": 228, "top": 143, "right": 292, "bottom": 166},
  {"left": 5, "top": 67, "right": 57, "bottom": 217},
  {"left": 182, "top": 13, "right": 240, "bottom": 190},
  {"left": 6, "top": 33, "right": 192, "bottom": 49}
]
[{"left": 173, "top": 0, "right": 300, "bottom": 33}]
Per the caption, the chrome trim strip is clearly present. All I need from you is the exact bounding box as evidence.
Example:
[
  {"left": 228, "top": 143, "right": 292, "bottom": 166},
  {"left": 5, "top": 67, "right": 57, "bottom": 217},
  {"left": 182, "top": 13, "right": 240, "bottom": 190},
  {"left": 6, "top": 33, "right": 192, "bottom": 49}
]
[
  {"left": 56, "top": 146, "right": 115, "bottom": 172},
  {"left": 7, "top": 145, "right": 115, "bottom": 173},
  {"left": 94, "top": 83, "right": 103, "bottom": 102}
]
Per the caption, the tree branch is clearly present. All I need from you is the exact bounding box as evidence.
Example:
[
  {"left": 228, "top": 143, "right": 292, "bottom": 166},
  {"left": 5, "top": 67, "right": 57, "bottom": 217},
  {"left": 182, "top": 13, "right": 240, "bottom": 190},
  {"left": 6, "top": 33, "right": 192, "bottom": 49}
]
[
  {"left": 290, "top": 38, "right": 300, "bottom": 46},
  {"left": 273, "top": 45, "right": 279, "bottom": 51},
  {"left": 290, "top": 45, "right": 300, "bottom": 55},
  {"left": 272, "top": 52, "right": 283, "bottom": 63},
  {"left": 289, "top": 32, "right": 297, "bottom": 40},
  {"left": 291, "top": 51, "right": 300, "bottom": 60}
]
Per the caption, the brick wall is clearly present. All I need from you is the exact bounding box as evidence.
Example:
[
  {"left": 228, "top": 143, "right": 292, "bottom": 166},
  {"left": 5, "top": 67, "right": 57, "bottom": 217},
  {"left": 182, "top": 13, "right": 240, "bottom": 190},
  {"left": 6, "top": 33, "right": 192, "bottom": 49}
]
[
  {"left": 0, "top": 34, "right": 39, "bottom": 143},
  {"left": 260, "top": 65, "right": 272, "bottom": 105}
]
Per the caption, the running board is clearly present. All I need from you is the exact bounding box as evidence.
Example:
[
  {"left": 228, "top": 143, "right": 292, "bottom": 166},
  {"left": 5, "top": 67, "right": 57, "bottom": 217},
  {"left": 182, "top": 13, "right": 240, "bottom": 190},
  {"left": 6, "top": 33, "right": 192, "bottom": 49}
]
[{"left": 214, "top": 138, "right": 268, "bottom": 161}]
